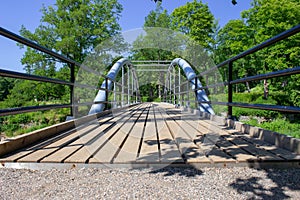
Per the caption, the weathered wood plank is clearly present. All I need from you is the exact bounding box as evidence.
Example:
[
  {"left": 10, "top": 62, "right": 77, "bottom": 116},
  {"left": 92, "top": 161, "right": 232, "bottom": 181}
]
[
  {"left": 186, "top": 118, "right": 255, "bottom": 162},
  {"left": 114, "top": 105, "right": 150, "bottom": 163},
  {"left": 67, "top": 104, "right": 146, "bottom": 163},
  {"left": 17, "top": 123, "right": 99, "bottom": 162},
  {"left": 165, "top": 109, "right": 236, "bottom": 163},
  {"left": 89, "top": 104, "right": 150, "bottom": 163},
  {"left": 137, "top": 105, "right": 160, "bottom": 162},
  {"left": 159, "top": 108, "right": 210, "bottom": 163},
  {"left": 154, "top": 106, "right": 184, "bottom": 163},
  {"left": 199, "top": 119, "right": 285, "bottom": 161}
]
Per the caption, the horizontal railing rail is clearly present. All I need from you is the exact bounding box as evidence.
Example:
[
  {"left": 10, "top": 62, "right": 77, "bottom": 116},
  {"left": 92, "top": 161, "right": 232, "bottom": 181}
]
[
  {"left": 0, "top": 27, "right": 78, "bottom": 66},
  {"left": 0, "top": 26, "right": 141, "bottom": 119},
  {"left": 230, "top": 66, "right": 300, "bottom": 85},
  {"left": 165, "top": 24, "right": 300, "bottom": 118},
  {"left": 199, "top": 24, "right": 300, "bottom": 117},
  {"left": 0, "top": 104, "right": 72, "bottom": 117},
  {"left": 199, "top": 24, "right": 300, "bottom": 77},
  {"left": 0, "top": 68, "right": 74, "bottom": 86}
]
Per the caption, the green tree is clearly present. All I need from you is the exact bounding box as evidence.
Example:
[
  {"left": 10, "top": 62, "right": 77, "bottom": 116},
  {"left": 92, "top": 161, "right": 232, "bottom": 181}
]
[
  {"left": 214, "top": 19, "right": 253, "bottom": 92},
  {"left": 241, "top": 0, "right": 300, "bottom": 102},
  {"left": 171, "top": 0, "right": 215, "bottom": 49},
  {"left": 13, "top": 0, "right": 123, "bottom": 105},
  {"left": 20, "top": 0, "right": 122, "bottom": 66},
  {"left": 0, "top": 77, "right": 15, "bottom": 102},
  {"left": 133, "top": 2, "right": 172, "bottom": 61},
  {"left": 132, "top": 2, "right": 173, "bottom": 100},
  {"left": 145, "top": 2, "right": 170, "bottom": 28}
]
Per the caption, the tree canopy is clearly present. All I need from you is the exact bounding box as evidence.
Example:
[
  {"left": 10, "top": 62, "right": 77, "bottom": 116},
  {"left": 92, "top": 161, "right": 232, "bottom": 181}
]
[
  {"left": 171, "top": 0, "right": 215, "bottom": 49},
  {"left": 12, "top": 0, "right": 123, "bottom": 103}
]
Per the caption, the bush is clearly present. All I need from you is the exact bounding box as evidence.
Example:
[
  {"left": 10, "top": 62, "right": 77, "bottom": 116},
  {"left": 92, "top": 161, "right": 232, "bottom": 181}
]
[
  {"left": 243, "top": 118, "right": 300, "bottom": 139},
  {"left": 0, "top": 108, "right": 69, "bottom": 138}
]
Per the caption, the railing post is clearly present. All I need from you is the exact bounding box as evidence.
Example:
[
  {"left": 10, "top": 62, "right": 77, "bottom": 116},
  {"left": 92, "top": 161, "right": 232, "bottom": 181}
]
[
  {"left": 178, "top": 68, "right": 181, "bottom": 106},
  {"left": 169, "top": 70, "right": 172, "bottom": 103},
  {"left": 173, "top": 69, "right": 176, "bottom": 105},
  {"left": 228, "top": 61, "right": 233, "bottom": 118},
  {"left": 122, "top": 66, "right": 124, "bottom": 107},
  {"left": 113, "top": 81, "right": 116, "bottom": 108},
  {"left": 195, "top": 77, "right": 198, "bottom": 109},
  {"left": 131, "top": 68, "right": 134, "bottom": 104},
  {"left": 127, "top": 66, "right": 130, "bottom": 105},
  {"left": 187, "top": 81, "right": 189, "bottom": 108},
  {"left": 70, "top": 63, "right": 75, "bottom": 116},
  {"left": 105, "top": 77, "right": 108, "bottom": 110}
]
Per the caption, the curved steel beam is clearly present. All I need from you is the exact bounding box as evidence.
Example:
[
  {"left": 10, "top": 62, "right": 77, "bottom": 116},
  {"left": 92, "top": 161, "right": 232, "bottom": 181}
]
[
  {"left": 88, "top": 58, "right": 132, "bottom": 114},
  {"left": 170, "top": 58, "right": 215, "bottom": 114}
]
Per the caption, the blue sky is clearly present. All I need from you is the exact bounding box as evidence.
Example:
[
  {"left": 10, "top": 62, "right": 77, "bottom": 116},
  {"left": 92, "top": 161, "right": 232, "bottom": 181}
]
[{"left": 0, "top": 0, "right": 252, "bottom": 72}]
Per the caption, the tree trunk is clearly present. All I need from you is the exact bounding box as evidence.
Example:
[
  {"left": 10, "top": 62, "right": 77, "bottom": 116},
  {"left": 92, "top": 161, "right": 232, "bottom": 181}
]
[
  {"left": 246, "top": 81, "right": 251, "bottom": 93},
  {"left": 263, "top": 79, "right": 269, "bottom": 99}
]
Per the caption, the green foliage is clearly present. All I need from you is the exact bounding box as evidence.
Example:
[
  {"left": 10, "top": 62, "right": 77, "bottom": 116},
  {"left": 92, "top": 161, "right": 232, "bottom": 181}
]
[
  {"left": 0, "top": 0, "right": 123, "bottom": 137},
  {"left": 171, "top": 0, "right": 215, "bottom": 49},
  {"left": 145, "top": 2, "right": 170, "bottom": 28},
  {"left": 15, "top": 0, "right": 124, "bottom": 110},
  {"left": 0, "top": 77, "right": 15, "bottom": 101},
  {"left": 243, "top": 118, "right": 300, "bottom": 138},
  {"left": 20, "top": 0, "right": 123, "bottom": 65},
  {"left": 0, "top": 108, "right": 69, "bottom": 137}
]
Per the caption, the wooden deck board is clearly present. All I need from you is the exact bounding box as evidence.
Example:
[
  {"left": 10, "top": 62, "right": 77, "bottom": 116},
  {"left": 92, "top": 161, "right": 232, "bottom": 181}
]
[
  {"left": 89, "top": 104, "right": 150, "bottom": 163},
  {"left": 1, "top": 103, "right": 298, "bottom": 167},
  {"left": 137, "top": 105, "right": 160, "bottom": 162},
  {"left": 64, "top": 104, "right": 144, "bottom": 163},
  {"left": 185, "top": 117, "right": 256, "bottom": 162},
  {"left": 199, "top": 118, "right": 285, "bottom": 161},
  {"left": 113, "top": 105, "right": 150, "bottom": 163},
  {"left": 159, "top": 107, "right": 210, "bottom": 163},
  {"left": 166, "top": 109, "right": 235, "bottom": 163},
  {"left": 17, "top": 123, "right": 99, "bottom": 162},
  {"left": 155, "top": 106, "right": 184, "bottom": 163}
]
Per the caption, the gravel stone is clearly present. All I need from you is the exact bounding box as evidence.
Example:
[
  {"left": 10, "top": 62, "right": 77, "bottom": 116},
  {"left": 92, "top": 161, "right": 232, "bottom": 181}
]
[{"left": 0, "top": 167, "right": 299, "bottom": 199}]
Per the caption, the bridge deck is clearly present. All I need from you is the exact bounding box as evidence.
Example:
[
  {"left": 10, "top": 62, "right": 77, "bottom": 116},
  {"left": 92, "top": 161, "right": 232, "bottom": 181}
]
[{"left": 1, "top": 103, "right": 299, "bottom": 168}]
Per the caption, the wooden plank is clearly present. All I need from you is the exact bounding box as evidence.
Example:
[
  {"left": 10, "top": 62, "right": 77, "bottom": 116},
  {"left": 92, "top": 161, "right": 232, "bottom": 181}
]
[
  {"left": 224, "top": 135, "right": 284, "bottom": 161},
  {"left": 190, "top": 118, "right": 283, "bottom": 161},
  {"left": 154, "top": 107, "right": 184, "bottom": 163},
  {"left": 165, "top": 109, "right": 236, "bottom": 163},
  {"left": 0, "top": 130, "right": 75, "bottom": 162},
  {"left": 0, "top": 115, "right": 114, "bottom": 162},
  {"left": 237, "top": 134, "right": 300, "bottom": 160},
  {"left": 41, "top": 121, "right": 115, "bottom": 163},
  {"left": 89, "top": 104, "right": 149, "bottom": 163},
  {"left": 199, "top": 119, "right": 284, "bottom": 161},
  {"left": 17, "top": 123, "right": 99, "bottom": 162},
  {"left": 159, "top": 108, "right": 210, "bottom": 163},
  {"left": 66, "top": 104, "right": 147, "bottom": 163},
  {"left": 187, "top": 119, "right": 256, "bottom": 162},
  {"left": 213, "top": 124, "right": 300, "bottom": 161},
  {"left": 214, "top": 137, "right": 257, "bottom": 162},
  {"left": 137, "top": 105, "right": 160, "bottom": 162},
  {"left": 14, "top": 105, "right": 142, "bottom": 163},
  {"left": 114, "top": 105, "right": 149, "bottom": 163}
]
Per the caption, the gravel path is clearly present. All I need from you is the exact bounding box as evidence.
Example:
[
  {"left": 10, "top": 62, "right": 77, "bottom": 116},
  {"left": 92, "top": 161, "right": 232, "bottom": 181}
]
[{"left": 1, "top": 166, "right": 300, "bottom": 199}]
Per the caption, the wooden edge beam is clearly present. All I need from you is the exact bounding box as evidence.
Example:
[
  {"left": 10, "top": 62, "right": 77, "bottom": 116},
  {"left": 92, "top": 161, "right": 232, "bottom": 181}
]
[
  {"left": 180, "top": 106, "right": 300, "bottom": 155},
  {"left": 0, "top": 103, "right": 140, "bottom": 157}
]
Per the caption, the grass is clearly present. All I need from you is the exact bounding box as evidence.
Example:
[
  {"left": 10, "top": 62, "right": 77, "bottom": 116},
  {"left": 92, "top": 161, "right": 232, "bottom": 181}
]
[
  {"left": 242, "top": 118, "right": 300, "bottom": 139},
  {"left": 209, "top": 88, "right": 299, "bottom": 138},
  {"left": 0, "top": 108, "right": 69, "bottom": 138}
]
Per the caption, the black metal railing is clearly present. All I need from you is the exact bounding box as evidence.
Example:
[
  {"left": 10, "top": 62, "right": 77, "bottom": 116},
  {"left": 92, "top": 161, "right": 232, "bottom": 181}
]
[
  {"left": 167, "top": 24, "right": 300, "bottom": 118},
  {"left": 209, "top": 24, "right": 300, "bottom": 118},
  {"left": 0, "top": 27, "right": 140, "bottom": 118}
]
